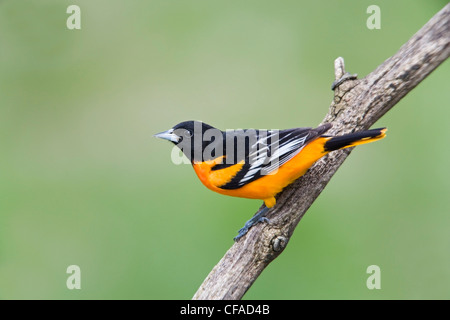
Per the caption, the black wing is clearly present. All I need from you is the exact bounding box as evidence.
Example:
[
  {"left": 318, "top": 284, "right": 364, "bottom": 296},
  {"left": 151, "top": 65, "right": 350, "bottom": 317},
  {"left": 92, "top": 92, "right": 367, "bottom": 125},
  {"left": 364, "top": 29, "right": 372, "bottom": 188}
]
[{"left": 217, "top": 124, "right": 332, "bottom": 190}]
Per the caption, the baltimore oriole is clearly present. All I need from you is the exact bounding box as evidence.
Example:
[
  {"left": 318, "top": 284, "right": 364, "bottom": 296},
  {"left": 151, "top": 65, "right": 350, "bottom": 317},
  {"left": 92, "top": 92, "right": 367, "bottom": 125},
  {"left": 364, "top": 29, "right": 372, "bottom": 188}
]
[{"left": 155, "top": 121, "right": 386, "bottom": 240}]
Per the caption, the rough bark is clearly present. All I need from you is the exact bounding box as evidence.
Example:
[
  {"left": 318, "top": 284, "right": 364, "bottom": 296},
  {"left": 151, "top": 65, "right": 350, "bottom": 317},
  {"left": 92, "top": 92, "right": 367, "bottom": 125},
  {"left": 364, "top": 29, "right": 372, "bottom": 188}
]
[{"left": 193, "top": 4, "right": 450, "bottom": 300}]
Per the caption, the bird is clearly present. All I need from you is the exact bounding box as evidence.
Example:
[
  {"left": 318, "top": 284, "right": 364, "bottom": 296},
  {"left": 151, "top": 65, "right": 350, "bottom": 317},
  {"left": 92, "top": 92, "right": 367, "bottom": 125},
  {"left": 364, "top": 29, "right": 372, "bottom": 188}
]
[{"left": 155, "top": 120, "right": 386, "bottom": 240}]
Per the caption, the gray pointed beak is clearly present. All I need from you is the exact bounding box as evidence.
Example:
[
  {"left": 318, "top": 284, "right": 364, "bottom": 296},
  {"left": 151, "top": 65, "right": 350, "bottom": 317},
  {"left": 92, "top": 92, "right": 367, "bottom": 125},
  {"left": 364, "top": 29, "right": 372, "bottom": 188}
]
[{"left": 154, "top": 128, "right": 180, "bottom": 143}]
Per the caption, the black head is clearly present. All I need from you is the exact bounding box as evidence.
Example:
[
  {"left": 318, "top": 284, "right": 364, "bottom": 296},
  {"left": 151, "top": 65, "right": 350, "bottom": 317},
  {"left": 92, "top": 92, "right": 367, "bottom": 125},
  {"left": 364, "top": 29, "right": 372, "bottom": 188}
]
[{"left": 154, "top": 120, "right": 223, "bottom": 162}]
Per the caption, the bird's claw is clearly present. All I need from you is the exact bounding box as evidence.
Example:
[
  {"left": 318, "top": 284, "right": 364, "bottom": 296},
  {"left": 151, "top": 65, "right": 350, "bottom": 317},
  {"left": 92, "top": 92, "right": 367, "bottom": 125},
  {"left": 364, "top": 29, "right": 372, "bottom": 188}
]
[{"left": 234, "top": 207, "right": 270, "bottom": 241}]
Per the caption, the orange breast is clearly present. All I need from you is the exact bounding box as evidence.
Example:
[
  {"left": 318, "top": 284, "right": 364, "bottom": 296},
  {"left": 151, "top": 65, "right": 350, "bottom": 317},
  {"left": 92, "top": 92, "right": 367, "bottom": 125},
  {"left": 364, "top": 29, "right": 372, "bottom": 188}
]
[{"left": 193, "top": 158, "right": 245, "bottom": 191}]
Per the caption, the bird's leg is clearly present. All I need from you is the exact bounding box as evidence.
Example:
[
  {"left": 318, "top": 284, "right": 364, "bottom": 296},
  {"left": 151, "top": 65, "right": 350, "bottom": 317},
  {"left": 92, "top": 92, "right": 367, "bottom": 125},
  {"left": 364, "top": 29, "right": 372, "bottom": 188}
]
[
  {"left": 331, "top": 72, "right": 358, "bottom": 90},
  {"left": 234, "top": 206, "right": 270, "bottom": 241}
]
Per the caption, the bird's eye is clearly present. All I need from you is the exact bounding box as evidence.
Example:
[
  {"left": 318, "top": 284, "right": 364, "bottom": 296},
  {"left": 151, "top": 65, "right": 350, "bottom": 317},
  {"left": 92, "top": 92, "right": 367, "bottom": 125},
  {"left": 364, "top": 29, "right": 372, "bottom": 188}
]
[{"left": 184, "top": 130, "right": 193, "bottom": 138}]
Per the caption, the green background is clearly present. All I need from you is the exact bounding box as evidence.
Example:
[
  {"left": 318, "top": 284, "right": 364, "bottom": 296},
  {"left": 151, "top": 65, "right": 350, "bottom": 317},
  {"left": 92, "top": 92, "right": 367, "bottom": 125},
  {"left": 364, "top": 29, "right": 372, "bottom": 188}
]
[{"left": 1, "top": 0, "right": 449, "bottom": 299}]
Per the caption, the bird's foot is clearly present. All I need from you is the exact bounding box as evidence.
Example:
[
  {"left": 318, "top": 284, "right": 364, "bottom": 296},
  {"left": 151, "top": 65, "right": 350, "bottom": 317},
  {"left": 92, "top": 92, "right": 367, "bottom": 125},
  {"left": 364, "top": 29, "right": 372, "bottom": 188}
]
[{"left": 234, "top": 207, "right": 270, "bottom": 241}]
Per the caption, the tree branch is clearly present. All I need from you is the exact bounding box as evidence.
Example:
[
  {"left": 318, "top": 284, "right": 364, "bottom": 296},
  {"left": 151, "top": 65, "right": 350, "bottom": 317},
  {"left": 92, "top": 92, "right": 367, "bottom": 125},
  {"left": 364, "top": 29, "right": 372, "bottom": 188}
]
[{"left": 192, "top": 4, "right": 450, "bottom": 300}]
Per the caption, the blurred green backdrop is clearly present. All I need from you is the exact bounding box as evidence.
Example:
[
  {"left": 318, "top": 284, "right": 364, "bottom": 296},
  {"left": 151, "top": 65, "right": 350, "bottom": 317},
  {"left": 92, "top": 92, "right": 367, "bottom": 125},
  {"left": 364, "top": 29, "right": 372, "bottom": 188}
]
[{"left": 0, "top": 0, "right": 449, "bottom": 299}]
